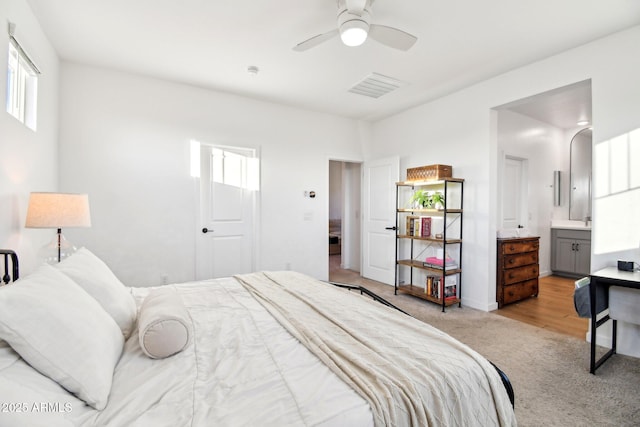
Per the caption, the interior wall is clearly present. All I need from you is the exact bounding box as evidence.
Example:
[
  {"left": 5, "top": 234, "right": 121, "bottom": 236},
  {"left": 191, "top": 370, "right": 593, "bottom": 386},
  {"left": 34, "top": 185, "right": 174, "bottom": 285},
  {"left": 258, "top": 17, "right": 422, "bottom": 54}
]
[
  {"left": 329, "top": 161, "right": 342, "bottom": 220},
  {"left": 0, "top": 0, "right": 59, "bottom": 273},
  {"left": 58, "top": 63, "right": 365, "bottom": 286},
  {"left": 369, "top": 24, "right": 640, "bottom": 324},
  {"left": 341, "top": 161, "right": 361, "bottom": 272},
  {"left": 496, "top": 109, "right": 566, "bottom": 277}
]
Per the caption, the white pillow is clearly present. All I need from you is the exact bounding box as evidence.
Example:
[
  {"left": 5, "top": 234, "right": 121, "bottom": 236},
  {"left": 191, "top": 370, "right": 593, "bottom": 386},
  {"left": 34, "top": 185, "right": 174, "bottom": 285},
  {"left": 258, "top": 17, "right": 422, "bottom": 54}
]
[
  {"left": 56, "top": 247, "right": 137, "bottom": 338},
  {"left": 138, "top": 287, "right": 191, "bottom": 359},
  {"left": 0, "top": 264, "right": 124, "bottom": 410}
]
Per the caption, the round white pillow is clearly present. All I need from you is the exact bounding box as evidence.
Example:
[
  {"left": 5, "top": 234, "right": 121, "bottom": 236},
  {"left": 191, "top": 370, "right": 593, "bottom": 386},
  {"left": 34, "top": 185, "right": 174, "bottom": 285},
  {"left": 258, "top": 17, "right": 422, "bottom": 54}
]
[{"left": 138, "top": 287, "right": 191, "bottom": 359}]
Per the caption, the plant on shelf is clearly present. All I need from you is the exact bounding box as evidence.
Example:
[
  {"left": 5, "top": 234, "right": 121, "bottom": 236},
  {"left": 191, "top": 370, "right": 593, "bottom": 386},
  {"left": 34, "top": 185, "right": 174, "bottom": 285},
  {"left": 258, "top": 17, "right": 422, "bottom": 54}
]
[
  {"left": 431, "top": 192, "right": 445, "bottom": 209},
  {"left": 410, "top": 190, "right": 445, "bottom": 209}
]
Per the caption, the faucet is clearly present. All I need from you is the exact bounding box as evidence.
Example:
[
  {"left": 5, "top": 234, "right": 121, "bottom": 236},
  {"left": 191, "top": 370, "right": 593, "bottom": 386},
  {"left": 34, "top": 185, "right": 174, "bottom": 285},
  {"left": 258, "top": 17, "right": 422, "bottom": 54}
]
[{"left": 584, "top": 215, "right": 591, "bottom": 226}]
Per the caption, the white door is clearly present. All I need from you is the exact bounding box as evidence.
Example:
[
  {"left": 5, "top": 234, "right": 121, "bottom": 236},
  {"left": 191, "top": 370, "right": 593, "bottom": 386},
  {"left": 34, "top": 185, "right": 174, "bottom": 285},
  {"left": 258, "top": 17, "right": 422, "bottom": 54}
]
[
  {"left": 362, "top": 156, "right": 399, "bottom": 284},
  {"left": 196, "top": 144, "right": 258, "bottom": 279},
  {"left": 502, "top": 156, "right": 525, "bottom": 229}
]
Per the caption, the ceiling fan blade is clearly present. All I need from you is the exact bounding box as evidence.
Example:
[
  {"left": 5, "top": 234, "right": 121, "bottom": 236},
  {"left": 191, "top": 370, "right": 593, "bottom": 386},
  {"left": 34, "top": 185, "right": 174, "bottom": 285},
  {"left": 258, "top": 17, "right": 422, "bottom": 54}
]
[
  {"left": 292, "top": 29, "right": 339, "bottom": 52},
  {"left": 368, "top": 24, "right": 417, "bottom": 51}
]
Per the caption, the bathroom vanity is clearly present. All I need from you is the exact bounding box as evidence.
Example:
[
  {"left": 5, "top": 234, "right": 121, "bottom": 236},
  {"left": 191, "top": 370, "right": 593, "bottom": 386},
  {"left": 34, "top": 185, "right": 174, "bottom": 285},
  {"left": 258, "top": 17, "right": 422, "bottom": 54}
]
[{"left": 550, "top": 225, "right": 591, "bottom": 277}]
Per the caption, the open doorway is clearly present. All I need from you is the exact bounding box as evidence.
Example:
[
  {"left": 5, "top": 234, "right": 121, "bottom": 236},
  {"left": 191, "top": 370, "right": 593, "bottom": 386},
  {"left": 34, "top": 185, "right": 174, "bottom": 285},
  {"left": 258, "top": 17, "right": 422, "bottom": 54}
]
[
  {"left": 328, "top": 160, "right": 361, "bottom": 282},
  {"left": 493, "top": 80, "right": 592, "bottom": 339}
]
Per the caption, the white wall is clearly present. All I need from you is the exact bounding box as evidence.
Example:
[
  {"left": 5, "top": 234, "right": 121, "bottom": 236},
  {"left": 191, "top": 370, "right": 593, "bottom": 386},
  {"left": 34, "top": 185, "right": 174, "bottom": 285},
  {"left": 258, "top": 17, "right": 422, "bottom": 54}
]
[
  {"left": 369, "top": 25, "right": 640, "bottom": 356},
  {"left": 0, "top": 0, "right": 59, "bottom": 274},
  {"left": 58, "top": 64, "right": 365, "bottom": 286},
  {"left": 329, "top": 161, "right": 342, "bottom": 220},
  {"left": 341, "top": 161, "right": 361, "bottom": 272},
  {"left": 369, "top": 26, "right": 640, "bottom": 308},
  {"left": 496, "top": 109, "right": 567, "bottom": 277}
]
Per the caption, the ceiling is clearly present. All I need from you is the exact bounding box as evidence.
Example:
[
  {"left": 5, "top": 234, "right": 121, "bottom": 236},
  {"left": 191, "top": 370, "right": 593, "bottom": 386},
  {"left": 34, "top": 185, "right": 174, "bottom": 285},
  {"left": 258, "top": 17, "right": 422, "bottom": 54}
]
[
  {"left": 498, "top": 80, "right": 592, "bottom": 129},
  {"left": 24, "top": 0, "right": 640, "bottom": 123}
]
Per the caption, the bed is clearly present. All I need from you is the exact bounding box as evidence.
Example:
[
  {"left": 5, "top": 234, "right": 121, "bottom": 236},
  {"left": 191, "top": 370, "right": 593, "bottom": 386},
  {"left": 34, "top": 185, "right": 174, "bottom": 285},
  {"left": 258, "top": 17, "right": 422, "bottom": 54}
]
[{"left": 0, "top": 248, "right": 516, "bottom": 426}]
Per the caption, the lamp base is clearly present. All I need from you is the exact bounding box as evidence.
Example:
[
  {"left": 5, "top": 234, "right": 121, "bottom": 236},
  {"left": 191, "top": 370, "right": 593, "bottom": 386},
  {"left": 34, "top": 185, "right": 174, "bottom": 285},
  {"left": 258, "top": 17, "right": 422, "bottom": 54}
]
[{"left": 38, "top": 231, "right": 78, "bottom": 264}]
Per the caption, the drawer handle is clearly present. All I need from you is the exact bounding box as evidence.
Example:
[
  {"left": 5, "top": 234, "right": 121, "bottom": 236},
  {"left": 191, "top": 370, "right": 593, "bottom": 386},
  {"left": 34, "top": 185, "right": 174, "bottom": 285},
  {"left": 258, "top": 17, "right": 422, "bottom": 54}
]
[
  {"left": 509, "top": 245, "right": 515, "bottom": 251},
  {"left": 508, "top": 259, "right": 514, "bottom": 264}
]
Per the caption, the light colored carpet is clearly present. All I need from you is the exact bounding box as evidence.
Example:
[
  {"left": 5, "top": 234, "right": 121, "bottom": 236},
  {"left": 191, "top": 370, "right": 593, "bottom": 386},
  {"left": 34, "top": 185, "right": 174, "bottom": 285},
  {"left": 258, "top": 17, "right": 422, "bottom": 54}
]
[{"left": 329, "top": 272, "right": 640, "bottom": 427}]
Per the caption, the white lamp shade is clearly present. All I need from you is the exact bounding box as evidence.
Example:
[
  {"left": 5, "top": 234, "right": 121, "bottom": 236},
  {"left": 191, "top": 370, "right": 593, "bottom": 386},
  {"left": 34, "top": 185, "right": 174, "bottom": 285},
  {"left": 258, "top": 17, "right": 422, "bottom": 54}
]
[{"left": 25, "top": 193, "right": 91, "bottom": 228}]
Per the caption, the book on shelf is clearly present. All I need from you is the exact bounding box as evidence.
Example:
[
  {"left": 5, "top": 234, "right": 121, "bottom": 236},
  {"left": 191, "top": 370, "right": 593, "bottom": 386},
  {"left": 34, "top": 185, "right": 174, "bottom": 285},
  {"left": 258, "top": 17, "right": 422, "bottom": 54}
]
[
  {"left": 420, "top": 216, "right": 431, "bottom": 237},
  {"left": 444, "top": 276, "right": 457, "bottom": 300},
  {"left": 431, "top": 275, "right": 441, "bottom": 298},
  {"left": 423, "top": 256, "right": 458, "bottom": 270},
  {"left": 444, "top": 283, "right": 457, "bottom": 298},
  {"left": 426, "top": 275, "right": 434, "bottom": 295},
  {"left": 405, "top": 215, "right": 418, "bottom": 236},
  {"left": 426, "top": 275, "right": 457, "bottom": 300},
  {"left": 406, "top": 216, "right": 433, "bottom": 238}
]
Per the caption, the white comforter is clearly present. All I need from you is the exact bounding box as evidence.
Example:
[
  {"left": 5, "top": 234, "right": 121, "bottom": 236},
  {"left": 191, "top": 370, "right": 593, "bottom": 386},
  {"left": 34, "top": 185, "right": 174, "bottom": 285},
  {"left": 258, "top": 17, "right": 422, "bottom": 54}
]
[
  {"left": 0, "top": 277, "right": 372, "bottom": 426},
  {"left": 236, "top": 271, "right": 516, "bottom": 427},
  {"left": 0, "top": 274, "right": 516, "bottom": 426}
]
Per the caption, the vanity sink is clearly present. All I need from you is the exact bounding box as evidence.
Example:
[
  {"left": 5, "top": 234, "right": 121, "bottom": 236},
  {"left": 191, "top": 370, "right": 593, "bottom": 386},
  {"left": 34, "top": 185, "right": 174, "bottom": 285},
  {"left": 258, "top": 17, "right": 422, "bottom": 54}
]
[
  {"left": 551, "top": 220, "right": 591, "bottom": 230},
  {"left": 497, "top": 228, "right": 533, "bottom": 238}
]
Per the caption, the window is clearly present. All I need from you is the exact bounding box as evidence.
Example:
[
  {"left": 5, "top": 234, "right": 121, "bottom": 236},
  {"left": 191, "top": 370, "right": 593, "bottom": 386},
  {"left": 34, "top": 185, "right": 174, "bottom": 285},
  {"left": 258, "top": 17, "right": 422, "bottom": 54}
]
[
  {"left": 211, "top": 147, "right": 260, "bottom": 191},
  {"left": 6, "top": 35, "right": 39, "bottom": 130}
]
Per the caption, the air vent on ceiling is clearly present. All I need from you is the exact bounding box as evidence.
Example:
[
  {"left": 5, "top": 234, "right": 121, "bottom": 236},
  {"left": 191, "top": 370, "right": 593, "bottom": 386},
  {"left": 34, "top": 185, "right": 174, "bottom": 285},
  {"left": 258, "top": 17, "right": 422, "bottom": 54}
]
[{"left": 348, "top": 72, "right": 406, "bottom": 98}]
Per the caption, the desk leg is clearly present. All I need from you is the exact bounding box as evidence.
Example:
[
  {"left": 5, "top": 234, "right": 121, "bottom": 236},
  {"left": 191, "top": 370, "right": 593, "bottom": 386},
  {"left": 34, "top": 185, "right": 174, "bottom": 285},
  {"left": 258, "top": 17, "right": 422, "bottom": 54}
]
[
  {"left": 589, "top": 276, "right": 617, "bottom": 374},
  {"left": 612, "top": 319, "right": 617, "bottom": 354},
  {"left": 590, "top": 324, "right": 596, "bottom": 373}
]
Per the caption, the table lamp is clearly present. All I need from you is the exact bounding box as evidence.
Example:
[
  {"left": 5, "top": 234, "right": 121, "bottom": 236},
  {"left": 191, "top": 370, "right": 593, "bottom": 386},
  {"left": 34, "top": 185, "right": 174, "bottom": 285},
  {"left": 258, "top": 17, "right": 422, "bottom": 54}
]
[{"left": 25, "top": 192, "right": 91, "bottom": 263}]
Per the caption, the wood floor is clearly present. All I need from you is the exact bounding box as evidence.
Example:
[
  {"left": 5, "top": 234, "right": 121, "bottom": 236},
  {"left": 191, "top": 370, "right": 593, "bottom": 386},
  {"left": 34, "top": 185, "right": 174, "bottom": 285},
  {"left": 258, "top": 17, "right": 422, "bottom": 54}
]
[
  {"left": 495, "top": 275, "right": 588, "bottom": 340},
  {"left": 329, "top": 255, "right": 588, "bottom": 340}
]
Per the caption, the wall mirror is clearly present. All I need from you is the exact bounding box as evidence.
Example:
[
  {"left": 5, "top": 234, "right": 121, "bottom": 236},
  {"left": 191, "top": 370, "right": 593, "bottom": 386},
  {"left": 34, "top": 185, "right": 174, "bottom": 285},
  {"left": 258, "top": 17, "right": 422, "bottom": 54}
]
[{"left": 569, "top": 128, "right": 592, "bottom": 221}]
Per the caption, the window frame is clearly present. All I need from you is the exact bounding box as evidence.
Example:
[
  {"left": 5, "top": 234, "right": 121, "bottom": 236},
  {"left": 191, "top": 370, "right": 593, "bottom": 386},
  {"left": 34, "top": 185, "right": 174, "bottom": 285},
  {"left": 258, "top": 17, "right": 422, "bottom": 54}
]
[{"left": 6, "top": 35, "right": 40, "bottom": 130}]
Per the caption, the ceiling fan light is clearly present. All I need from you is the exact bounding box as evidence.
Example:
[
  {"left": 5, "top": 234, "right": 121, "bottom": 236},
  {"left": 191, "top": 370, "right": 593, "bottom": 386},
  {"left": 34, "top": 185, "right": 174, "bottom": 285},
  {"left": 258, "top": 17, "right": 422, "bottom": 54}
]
[{"left": 340, "top": 19, "right": 369, "bottom": 46}]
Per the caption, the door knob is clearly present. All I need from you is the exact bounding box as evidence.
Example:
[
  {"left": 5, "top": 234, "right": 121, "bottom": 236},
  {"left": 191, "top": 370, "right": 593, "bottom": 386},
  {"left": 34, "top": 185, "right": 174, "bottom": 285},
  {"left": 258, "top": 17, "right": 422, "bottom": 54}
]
[
  {"left": 202, "top": 227, "right": 211, "bottom": 234},
  {"left": 385, "top": 226, "right": 397, "bottom": 231}
]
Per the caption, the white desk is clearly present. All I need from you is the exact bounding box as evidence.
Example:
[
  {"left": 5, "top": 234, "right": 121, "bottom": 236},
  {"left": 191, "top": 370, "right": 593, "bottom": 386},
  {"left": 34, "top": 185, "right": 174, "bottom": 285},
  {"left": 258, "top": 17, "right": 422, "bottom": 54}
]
[{"left": 589, "top": 267, "right": 640, "bottom": 374}]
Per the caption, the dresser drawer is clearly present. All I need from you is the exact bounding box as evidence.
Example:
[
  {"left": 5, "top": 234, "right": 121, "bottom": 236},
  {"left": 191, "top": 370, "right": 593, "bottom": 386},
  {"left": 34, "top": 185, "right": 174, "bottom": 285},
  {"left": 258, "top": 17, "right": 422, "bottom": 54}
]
[
  {"left": 502, "top": 252, "right": 538, "bottom": 269},
  {"left": 503, "top": 279, "right": 539, "bottom": 305},
  {"left": 502, "top": 264, "right": 539, "bottom": 285},
  {"left": 501, "top": 240, "right": 539, "bottom": 255}
]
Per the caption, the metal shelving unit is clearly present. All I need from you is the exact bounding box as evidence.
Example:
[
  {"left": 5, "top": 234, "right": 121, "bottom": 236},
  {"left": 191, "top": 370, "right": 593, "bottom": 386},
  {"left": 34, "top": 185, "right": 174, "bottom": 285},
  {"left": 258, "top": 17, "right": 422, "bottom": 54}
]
[{"left": 394, "top": 177, "right": 464, "bottom": 312}]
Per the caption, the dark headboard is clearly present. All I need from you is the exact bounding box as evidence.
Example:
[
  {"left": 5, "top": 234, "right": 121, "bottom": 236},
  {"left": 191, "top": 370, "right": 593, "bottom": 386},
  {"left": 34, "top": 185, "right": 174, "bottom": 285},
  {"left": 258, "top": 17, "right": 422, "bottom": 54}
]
[{"left": 0, "top": 250, "right": 19, "bottom": 284}]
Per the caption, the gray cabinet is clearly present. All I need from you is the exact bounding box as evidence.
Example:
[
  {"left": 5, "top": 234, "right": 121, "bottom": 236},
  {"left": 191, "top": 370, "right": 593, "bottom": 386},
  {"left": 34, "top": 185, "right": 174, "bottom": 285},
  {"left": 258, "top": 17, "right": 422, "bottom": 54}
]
[{"left": 551, "top": 228, "right": 591, "bottom": 277}]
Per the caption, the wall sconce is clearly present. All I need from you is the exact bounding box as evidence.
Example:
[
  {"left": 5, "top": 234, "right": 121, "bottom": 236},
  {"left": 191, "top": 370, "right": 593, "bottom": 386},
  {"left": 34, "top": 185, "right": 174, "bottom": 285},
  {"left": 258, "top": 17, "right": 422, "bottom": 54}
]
[{"left": 553, "top": 171, "right": 561, "bottom": 206}]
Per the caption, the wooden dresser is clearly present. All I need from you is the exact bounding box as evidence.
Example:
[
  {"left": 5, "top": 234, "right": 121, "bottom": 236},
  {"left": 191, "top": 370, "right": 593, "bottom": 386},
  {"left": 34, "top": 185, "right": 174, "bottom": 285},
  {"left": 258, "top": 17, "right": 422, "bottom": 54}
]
[{"left": 497, "top": 237, "right": 540, "bottom": 308}]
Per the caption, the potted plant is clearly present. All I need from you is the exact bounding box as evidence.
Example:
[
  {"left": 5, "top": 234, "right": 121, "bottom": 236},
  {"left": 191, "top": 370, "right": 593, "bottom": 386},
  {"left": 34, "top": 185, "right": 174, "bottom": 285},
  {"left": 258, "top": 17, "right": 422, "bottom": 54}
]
[
  {"left": 410, "top": 190, "right": 445, "bottom": 209},
  {"left": 431, "top": 192, "right": 445, "bottom": 209},
  {"left": 410, "top": 189, "right": 431, "bottom": 208}
]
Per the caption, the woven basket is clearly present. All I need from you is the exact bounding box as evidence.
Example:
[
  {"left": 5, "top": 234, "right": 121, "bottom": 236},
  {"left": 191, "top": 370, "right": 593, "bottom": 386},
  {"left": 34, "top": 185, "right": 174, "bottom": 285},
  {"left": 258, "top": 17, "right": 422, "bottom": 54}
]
[{"left": 406, "top": 164, "right": 452, "bottom": 181}]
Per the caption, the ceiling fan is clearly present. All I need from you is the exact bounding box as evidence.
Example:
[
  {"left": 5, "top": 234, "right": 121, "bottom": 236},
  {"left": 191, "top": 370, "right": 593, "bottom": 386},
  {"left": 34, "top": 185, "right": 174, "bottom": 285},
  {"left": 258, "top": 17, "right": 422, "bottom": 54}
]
[{"left": 293, "top": 0, "right": 417, "bottom": 52}]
